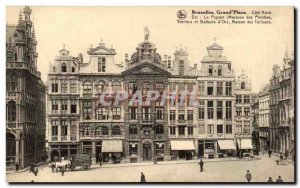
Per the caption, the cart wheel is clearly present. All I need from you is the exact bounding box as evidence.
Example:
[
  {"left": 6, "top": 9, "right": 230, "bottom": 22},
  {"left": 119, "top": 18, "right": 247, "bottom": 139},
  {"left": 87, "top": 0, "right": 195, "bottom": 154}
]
[{"left": 83, "top": 165, "right": 88, "bottom": 170}]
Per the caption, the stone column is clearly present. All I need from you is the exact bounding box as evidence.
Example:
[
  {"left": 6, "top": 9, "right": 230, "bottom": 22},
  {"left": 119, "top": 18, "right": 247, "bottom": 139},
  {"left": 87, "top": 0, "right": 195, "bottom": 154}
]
[
  {"left": 92, "top": 141, "right": 96, "bottom": 164},
  {"left": 15, "top": 139, "right": 20, "bottom": 165}
]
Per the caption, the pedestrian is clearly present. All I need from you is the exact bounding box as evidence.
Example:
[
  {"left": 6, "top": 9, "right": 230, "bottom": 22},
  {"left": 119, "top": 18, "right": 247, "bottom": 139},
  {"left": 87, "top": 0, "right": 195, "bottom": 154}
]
[
  {"left": 245, "top": 170, "right": 252, "bottom": 182},
  {"left": 199, "top": 159, "right": 204, "bottom": 172},
  {"left": 276, "top": 176, "right": 283, "bottom": 182},
  {"left": 33, "top": 166, "right": 38, "bottom": 176},
  {"left": 280, "top": 152, "right": 284, "bottom": 160},
  {"left": 61, "top": 167, "right": 65, "bottom": 176},
  {"left": 285, "top": 150, "right": 289, "bottom": 160},
  {"left": 140, "top": 172, "right": 146, "bottom": 183},
  {"left": 51, "top": 162, "right": 55, "bottom": 172},
  {"left": 99, "top": 153, "right": 103, "bottom": 166},
  {"left": 29, "top": 162, "right": 34, "bottom": 173},
  {"left": 268, "top": 150, "right": 272, "bottom": 158},
  {"left": 267, "top": 177, "right": 273, "bottom": 182},
  {"left": 15, "top": 162, "right": 19, "bottom": 172}
]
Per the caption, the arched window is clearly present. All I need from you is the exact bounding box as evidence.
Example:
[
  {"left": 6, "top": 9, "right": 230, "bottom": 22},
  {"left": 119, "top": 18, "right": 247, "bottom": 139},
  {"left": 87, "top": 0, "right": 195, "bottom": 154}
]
[
  {"left": 83, "top": 126, "right": 92, "bottom": 136},
  {"left": 83, "top": 81, "right": 92, "bottom": 94},
  {"left": 7, "top": 100, "right": 16, "bottom": 122},
  {"left": 112, "top": 126, "right": 121, "bottom": 135},
  {"left": 112, "top": 81, "right": 121, "bottom": 93},
  {"left": 102, "top": 126, "right": 109, "bottom": 135},
  {"left": 61, "top": 63, "right": 67, "bottom": 72},
  {"left": 241, "top": 82, "right": 245, "bottom": 89},
  {"left": 95, "top": 126, "right": 102, "bottom": 136},
  {"left": 71, "top": 67, "right": 75, "bottom": 72},
  {"left": 208, "top": 65, "right": 213, "bottom": 76},
  {"left": 97, "top": 81, "right": 105, "bottom": 94},
  {"left": 218, "top": 65, "right": 222, "bottom": 76}
]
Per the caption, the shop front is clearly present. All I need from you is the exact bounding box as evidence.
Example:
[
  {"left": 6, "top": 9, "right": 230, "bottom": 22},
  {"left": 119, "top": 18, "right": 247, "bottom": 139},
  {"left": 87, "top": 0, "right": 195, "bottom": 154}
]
[
  {"left": 204, "top": 141, "right": 215, "bottom": 159},
  {"left": 170, "top": 140, "right": 195, "bottom": 160},
  {"left": 237, "top": 139, "right": 253, "bottom": 157},
  {"left": 217, "top": 140, "right": 236, "bottom": 158},
  {"left": 101, "top": 140, "right": 123, "bottom": 164}
]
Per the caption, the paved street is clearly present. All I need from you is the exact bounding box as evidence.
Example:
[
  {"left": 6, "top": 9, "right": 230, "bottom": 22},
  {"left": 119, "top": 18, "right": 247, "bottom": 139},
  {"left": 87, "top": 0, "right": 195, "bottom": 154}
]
[{"left": 7, "top": 154, "right": 294, "bottom": 183}]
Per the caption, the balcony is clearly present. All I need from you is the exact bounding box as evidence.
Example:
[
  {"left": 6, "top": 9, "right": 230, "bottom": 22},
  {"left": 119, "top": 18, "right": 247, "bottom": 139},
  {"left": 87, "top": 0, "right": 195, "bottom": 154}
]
[
  {"left": 113, "top": 115, "right": 121, "bottom": 120},
  {"left": 51, "top": 136, "right": 58, "bottom": 141},
  {"left": 61, "top": 136, "right": 68, "bottom": 141},
  {"left": 140, "top": 118, "right": 155, "bottom": 125},
  {"left": 155, "top": 134, "right": 164, "bottom": 140},
  {"left": 70, "top": 136, "right": 77, "bottom": 141},
  {"left": 6, "top": 122, "right": 16, "bottom": 128},
  {"left": 129, "top": 134, "right": 139, "bottom": 140},
  {"left": 177, "top": 119, "right": 186, "bottom": 124}
]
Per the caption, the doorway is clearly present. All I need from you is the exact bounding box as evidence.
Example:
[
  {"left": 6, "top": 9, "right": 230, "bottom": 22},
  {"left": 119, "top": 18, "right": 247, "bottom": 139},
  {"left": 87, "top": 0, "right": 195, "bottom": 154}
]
[
  {"left": 143, "top": 143, "right": 152, "bottom": 161},
  {"left": 198, "top": 141, "right": 204, "bottom": 158}
]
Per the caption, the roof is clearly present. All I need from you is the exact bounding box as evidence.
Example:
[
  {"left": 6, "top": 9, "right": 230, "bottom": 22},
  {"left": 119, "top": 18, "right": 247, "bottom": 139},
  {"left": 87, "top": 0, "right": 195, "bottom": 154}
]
[
  {"left": 206, "top": 42, "right": 224, "bottom": 50},
  {"left": 6, "top": 25, "right": 17, "bottom": 45}
]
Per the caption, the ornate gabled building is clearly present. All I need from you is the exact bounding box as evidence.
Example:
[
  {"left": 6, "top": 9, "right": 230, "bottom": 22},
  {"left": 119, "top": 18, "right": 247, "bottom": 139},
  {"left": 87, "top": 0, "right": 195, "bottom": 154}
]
[
  {"left": 269, "top": 49, "right": 294, "bottom": 157},
  {"left": 46, "top": 29, "right": 255, "bottom": 163},
  {"left": 258, "top": 84, "right": 270, "bottom": 151},
  {"left": 196, "top": 41, "right": 236, "bottom": 159},
  {"left": 6, "top": 7, "right": 46, "bottom": 170},
  {"left": 234, "top": 72, "right": 253, "bottom": 156}
]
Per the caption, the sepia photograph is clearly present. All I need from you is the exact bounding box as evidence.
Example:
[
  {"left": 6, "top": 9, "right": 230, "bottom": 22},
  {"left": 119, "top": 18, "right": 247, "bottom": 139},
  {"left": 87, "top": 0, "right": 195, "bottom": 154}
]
[{"left": 5, "top": 6, "right": 295, "bottom": 183}]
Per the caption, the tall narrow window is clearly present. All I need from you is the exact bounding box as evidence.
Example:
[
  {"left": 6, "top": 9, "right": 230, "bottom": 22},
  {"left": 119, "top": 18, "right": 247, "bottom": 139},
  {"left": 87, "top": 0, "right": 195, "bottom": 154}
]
[
  {"left": 226, "top": 124, "right": 232, "bottom": 134},
  {"left": 198, "top": 100, "right": 205, "bottom": 120},
  {"left": 61, "top": 81, "right": 68, "bottom": 93},
  {"left": 208, "top": 124, "right": 214, "bottom": 134},
  {"left": 112, "top": 81, "right": 121, "bottom": 93},
  {"left": 112, "top": 107, "right": 121, "bottom": 120},
  {"left": 61, "top": 63, "right": 67, "bottom": 72},
  {"left": 207, "top": 101, "right": 214, "bottom": 119},
  {"left": 52, "top": 83, "right": 58, "bottom": 93},
  {"left": 236, "top": 95, "right": 242, "bottom": 103},
  {"left": 217, "top": 124, "right": 223, "bottom": 134},
  {"left": 208, "top": 65, "right": 213, "bottom": 76},
  {"left": 241, "top": 82, "right": 245, "bottom": 89},
  {"left": 70, "top": 82, "right": 77, "bottom": 93},
  {"left": 83, "top": 100, "right": 92, "bottom": 120},
  {"left": 142, "top": 107, "right": 150, "bottom": 119},
  {"left": 98, "top": 57, "right": 106, "bottom": 72},
  {"left": 61, "top": 100, "right": 68, "bottom": 114},
  {"left": 129, "top": 107, "right": 137, "bottom": 120},
  {"left": 170, "top": 110, "right": 176, "bottom": 123},
  {"left": 142, "top": 82, "right": 150, "bottom": 95},
  {"left": 198, "top": 124, "right": 205, "bottom": 134},
  {"left": 97, "top": 81, "right": 105, "bottom": 94},
  {"left": 170, "top": 127, "right": 176, "bottom": 135},
  {"left": 225, "top": 101, "right": 232, "bottom": 120},
  {"left": 207, "top": 82, "right": 214, "bottom": 95},
  {"left": 218, "top": 65, "right": 222, "bottom": 76},
  {"left": 198, "top": 81, "right": 205, "bottom": 95},
  {"left": 129, "top": 82, "right": 137, "bottom": 94},
  {"left": 244, "top": 95, "right": 250, "bottom": 103},
  {"left": 156, "top": 83, "right": 164, "bottom": 93},
  {"left": 187, "top": 110, "right": 193, "bottom": 122},
  {"left": 226, "top": 82, "right": 232, "bottom": 96},
  {"left": 51, "top": 120, "right": 58, "bottom": 136},
  {"left": 179, "top": 60, "right": 185, "bottom": 75},
  {"left": 217, "top": 101, "right": 223, "bottom": 119},
  {"left": 7, "top": 100, "right": 16, "bottom": 121},
  {"left": 217, "top": 82, "right": 223, "bottom": 96}
]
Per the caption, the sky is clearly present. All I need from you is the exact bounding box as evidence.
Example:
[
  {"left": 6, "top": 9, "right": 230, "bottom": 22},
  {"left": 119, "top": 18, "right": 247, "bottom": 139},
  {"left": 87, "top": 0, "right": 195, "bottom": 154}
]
[{"left": 6, "top": 6, "right": 294, "bottom": 93}]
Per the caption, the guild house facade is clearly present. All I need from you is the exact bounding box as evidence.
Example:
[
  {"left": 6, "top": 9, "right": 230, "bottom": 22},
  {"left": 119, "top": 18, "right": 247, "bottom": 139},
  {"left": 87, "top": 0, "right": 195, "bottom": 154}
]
[
  {"left": 6, "top": 7, "right": 46, "bottom": 170},
  {"left": 47, "top": 29, "right": 254, "bottom": 164}
]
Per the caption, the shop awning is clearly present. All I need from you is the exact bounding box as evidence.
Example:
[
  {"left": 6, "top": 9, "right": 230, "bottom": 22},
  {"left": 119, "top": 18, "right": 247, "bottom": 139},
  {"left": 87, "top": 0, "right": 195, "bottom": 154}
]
[
  {"left": 170, "top": 140, "right": 195, "bottom": 150},
  {"left": 237, "top": 139, "right": 253, "bottom": 150},
  {"left": 217, "top": 140, "right": 236, "bottom": 150},
  {"left": 102, "top": 140, "right": 123, "bottom": 152}
]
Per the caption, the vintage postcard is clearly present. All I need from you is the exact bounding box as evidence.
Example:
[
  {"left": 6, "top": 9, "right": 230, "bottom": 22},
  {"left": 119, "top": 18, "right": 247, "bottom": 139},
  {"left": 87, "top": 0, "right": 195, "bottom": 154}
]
[{"left": 5, "top": 6, "right": 295, "bottom": 183}]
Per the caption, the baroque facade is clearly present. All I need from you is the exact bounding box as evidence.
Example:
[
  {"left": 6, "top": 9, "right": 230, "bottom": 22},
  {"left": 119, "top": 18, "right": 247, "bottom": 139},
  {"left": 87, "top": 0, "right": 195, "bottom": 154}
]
[
  {"left": 6, "top": 7, "right": 46, "bottom": 170},
  {"left": 269, "top": 49, "right": 294, "bottom": 159},
  {"left": 47, "top": 30, "right": 254, "bottom": 163},
  {"left": 258, "top": 84, "right": 270, "bottom": 151}
]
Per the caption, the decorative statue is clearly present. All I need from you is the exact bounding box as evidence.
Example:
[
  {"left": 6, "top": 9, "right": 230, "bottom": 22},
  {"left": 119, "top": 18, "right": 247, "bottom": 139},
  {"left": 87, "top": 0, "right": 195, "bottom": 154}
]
[{"left": 144, "top": 26, "right": 149, "bottom": 41}]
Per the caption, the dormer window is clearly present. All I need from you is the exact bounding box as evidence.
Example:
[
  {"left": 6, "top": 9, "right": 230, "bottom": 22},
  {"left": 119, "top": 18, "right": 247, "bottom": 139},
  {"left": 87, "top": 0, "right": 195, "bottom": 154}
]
[
  {"left": 209, "top": 65, "right": 213, "bottom": 76},
  {"left": 61, "top": 63, "right": 67, "bottom": 72},
  {"left": 179, "top": 60, "right": 184, "bottom": 75},
  {"left": 241, "top": 82, "right": 245, "bottom": 89},
  {"left": 98, "top": 57, "right": 106, "bottom": 72},
  {"left": 218, "top": 65, "right": 222, "bottom": 76}
]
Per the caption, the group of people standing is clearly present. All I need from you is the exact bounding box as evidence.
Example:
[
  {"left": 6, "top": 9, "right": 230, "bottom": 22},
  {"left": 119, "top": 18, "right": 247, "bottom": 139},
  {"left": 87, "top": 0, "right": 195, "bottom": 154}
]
[{"left": 245, "top": 170, "right": 284, "bottom": 183}]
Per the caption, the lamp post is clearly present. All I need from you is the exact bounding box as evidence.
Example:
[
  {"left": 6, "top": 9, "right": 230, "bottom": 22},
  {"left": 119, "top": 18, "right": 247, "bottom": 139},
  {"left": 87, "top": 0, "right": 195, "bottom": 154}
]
[{"left": 239, "top": 138, "right": 242, "bottom": 159}]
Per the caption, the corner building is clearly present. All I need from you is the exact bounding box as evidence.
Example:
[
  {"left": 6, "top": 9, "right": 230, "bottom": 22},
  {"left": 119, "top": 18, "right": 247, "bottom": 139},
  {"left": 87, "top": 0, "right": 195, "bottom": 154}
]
[{"left": 6, "top": 7, "right": 46, "bottom": 170}]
